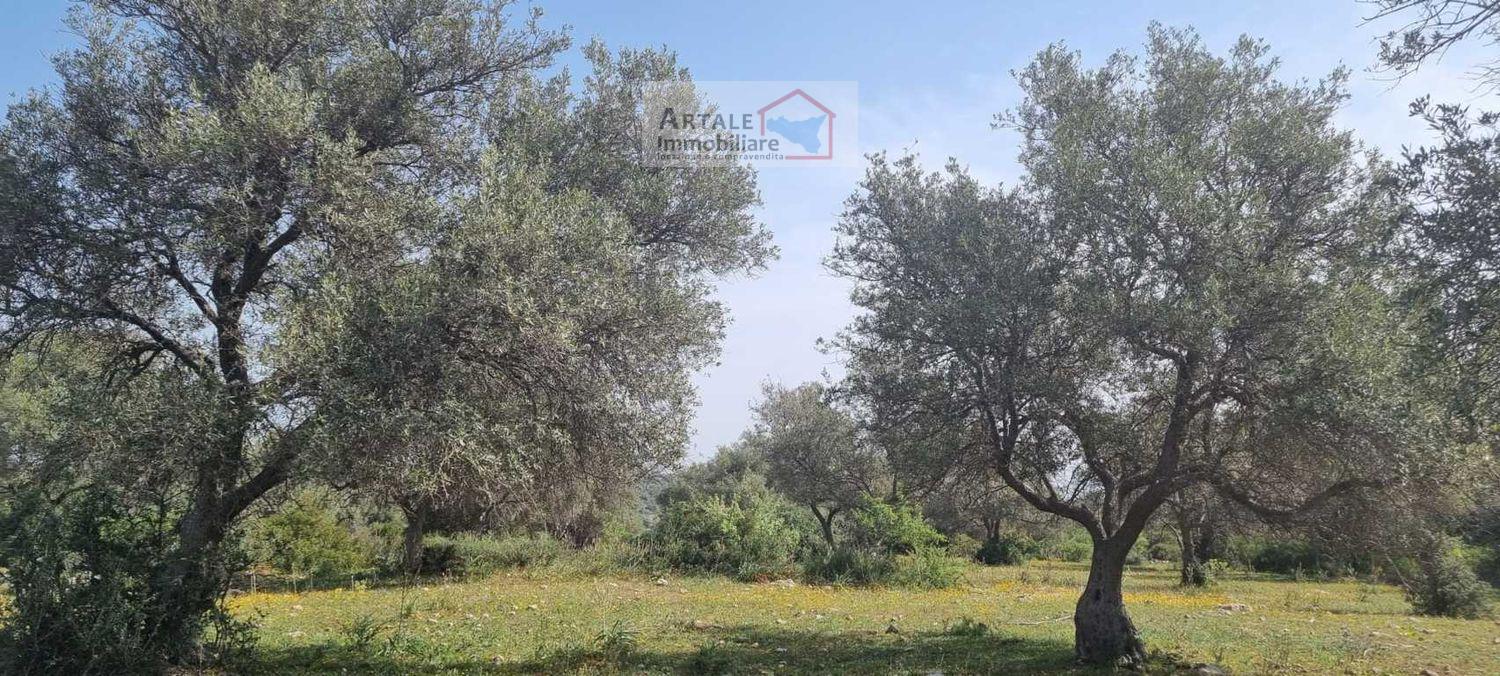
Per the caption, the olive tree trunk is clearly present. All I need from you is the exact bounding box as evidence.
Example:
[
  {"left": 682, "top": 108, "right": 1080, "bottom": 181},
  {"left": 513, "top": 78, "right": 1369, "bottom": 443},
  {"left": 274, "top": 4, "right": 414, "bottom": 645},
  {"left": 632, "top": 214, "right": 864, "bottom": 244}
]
[
  {"left": 150, "top": 511, "right": 228, "bottom": 663},
  {"left": 1176, "top": 505, "right": 1219, "bottom": 586},
  {"left": 1177, "top": 509, "right": 1208, "bottom": 586},
  {"left": 1074, "top": 538, "right": 1146, "bottom": 666},
  {"left": 811, "top": 504, "right": 838, "bottom": 546},
  {"left": 401, "top": 502, "right": 431, "bottom": 575}
]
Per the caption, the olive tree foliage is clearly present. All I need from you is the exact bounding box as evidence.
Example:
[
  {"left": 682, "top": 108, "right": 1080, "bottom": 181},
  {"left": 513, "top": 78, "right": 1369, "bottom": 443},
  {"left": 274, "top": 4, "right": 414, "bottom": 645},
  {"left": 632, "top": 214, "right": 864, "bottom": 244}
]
[
  {"left": 1365, "top": 0, "right": 1500, "bottom": 591},
  {"left": 1393, "top": 101, "right": 1500, "bottom": 450},
  {"left": 1368, "top": 0, "right": 1500, "bottom": 88},
  {"left": 0, "top": 0, "right": 563, "bottom": 654},
  {"left": 740, "top": 382, "right": 884, "bottom": 545},
  {"left": 0, "top": 0, "right": 770, "bottom": 661},
  {"left": 1360, "top": 0, "right": 1500, "bottom": 455},
  {"left": 921, "top": 454, "right": 1030, "bottom": 544},
  {"left": 830, "top": 27, "right": 1441, "bottom": 665},
  {"left": 296, "top": 160, "right": 737, "bottom": 570},
  {"left": 300, "top": 42, "right": 773, "bottom": 570},
  {"left": 839, "top": 346, "right": 975, "bottom": 502},
  {"left": 654, "top": 441, "right": 773, "bottom": 509},
  {"left": 488, "top": 40, "right": 772, "bottom": 276}
]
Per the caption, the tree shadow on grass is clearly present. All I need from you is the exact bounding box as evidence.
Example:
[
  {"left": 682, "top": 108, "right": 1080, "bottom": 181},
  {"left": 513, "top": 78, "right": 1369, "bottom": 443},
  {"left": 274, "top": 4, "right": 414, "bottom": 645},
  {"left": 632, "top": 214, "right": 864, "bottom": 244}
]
[
  {"left": 244, "top": 624, "right": 1135, "bottom": 675},
  {"left": 621, "top": 625, "right": 1105, "bottom": 675}
]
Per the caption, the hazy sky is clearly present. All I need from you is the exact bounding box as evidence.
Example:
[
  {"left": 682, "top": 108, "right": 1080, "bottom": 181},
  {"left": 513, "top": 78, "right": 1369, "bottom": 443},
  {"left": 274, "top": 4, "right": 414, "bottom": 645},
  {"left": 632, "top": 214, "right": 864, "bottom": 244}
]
[{"left": 4, "top": 0, "right": 1496, "bottom": 461}]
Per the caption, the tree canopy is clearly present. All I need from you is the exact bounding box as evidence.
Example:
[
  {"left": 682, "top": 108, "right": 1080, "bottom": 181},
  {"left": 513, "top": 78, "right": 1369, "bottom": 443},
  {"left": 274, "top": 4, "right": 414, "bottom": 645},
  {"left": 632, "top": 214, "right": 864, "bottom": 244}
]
[
  {"left": 0, "top": 0, "right": 770, "bottom": 662},
  {"left": 830, "top": 25, "right": 1447, "bottom": 664}
]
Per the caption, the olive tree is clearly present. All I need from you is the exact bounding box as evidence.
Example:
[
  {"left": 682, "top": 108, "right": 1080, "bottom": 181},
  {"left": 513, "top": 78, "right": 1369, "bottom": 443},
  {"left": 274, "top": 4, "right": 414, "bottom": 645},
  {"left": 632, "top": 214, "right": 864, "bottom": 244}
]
[
  {"left": 300, "top": 42, "right": 770, "bottom": 572},
  {"left": 922, "top": 455, "right": 1030, "bottom": 546},
  {"left": 831, "top": 27, "right": 1437, "bottom": 664},
  {"left": 0, "top": 0, "right": 769, "bottom": 660},
  {"left": 1393, "top": 101, "right": 1500, "bottom": 446},
  {"left": 743, "top": 382, "right": 884, "bottom": 545}
]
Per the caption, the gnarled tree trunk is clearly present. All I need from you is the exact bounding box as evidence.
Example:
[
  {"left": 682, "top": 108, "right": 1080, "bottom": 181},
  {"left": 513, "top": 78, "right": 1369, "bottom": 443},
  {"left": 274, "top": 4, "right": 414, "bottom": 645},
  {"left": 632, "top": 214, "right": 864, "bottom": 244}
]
[
  {"left": 401, "top": 501, "right": 431, "bottom": 575},
  {"left": 150, "top": 512, "right": 227, "bottom": 664},
  {"left": 1074, "top": 538, "right": 1146, "bottom": 666}
]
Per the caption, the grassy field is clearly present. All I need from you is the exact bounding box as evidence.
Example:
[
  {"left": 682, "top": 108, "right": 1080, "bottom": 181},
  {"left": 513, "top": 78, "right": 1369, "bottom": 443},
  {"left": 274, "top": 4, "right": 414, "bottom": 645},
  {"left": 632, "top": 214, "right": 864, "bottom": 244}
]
[{"left": 232, "top": 561, "right": 1500, "bottom": 675}]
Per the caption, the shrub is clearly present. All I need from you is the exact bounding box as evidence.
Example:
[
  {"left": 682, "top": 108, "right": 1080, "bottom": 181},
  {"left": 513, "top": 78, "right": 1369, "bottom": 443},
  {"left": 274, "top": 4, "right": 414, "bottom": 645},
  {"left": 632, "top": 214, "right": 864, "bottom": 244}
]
[
  {"left": 1247, "top": 539, "right": 1327, "bottom": 577},
  {"left": 1035, "top": 529, "right": 1093, "bottom": 562},
  {"left": 246, "top": 488, "right": 372, "bottom": 579},
  {"left": 846, "top": 498, "right": 945, "bottom": 555},
  {"left": 975, "top": 532, "right": 1036, "bottom": 566},
  {"left": 650, "top": 494, "right": 803, "bottom": 580},
  {"left": 1460, "top": 504, "right": 1500, "bottom": 587},
  {"left": 1474, "top": 546, "right": 1500, "bottom": 588},
  {"left": 1226, "top": 536, "right": 1384, "bottom": 579},
  {"left": 1146, "top": 533, "right": 1180, "bottom": 562},
  {"left": 440, "top": 533, "right": 566, "bottom": 576},
  {"left": 891, "top": 546, "right": 965, "bottom": 589},
  {"left": 1406, "top": 544, "right": 1493, "bottom": 619},
  {"left": 0, "top": 486, "right": 254, "bottom": 673},
  {"left": 945, "top": 533, "right": 983, "bottom": 560},
  {"left": 802, "top": 544, "right": 962, "bottom": 589},
  {"left": 802, "top": 545, "right": 896, "bottom": 585},
  {"left": 417, "top": 539, "right": 462, "bottom": 575}
]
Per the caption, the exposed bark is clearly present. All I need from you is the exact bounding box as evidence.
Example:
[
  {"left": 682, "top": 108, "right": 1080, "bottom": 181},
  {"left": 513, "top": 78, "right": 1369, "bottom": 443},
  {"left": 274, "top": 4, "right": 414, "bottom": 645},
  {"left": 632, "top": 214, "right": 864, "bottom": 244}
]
[
  {"left": 811, "top": 504, "right": 839, "bottom": 546},
  {"left": 402, "top": 501, "right": 432, "bottom": 574},
  {"left": 1074, "top": 538, "right": 1147, "bottom": 666},
  {"left": 1176, "top": 504, "right": 1211, "bottom": 587},
  {"left": 150, "top": 515, "right": 225, "bottom": 663},
  {"left": 150, "top": 416, "right": 300, "bottom": 662}
]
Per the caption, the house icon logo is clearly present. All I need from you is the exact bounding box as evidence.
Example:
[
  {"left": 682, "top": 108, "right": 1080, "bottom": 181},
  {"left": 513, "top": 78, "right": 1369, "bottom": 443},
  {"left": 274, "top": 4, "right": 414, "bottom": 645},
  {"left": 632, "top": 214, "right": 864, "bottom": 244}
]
[
  {"left": 758, "top": 89, "right": 835, "bottom": 160},
  {"left": 638, "top": 80, "right": 854, "bottom": 167}
]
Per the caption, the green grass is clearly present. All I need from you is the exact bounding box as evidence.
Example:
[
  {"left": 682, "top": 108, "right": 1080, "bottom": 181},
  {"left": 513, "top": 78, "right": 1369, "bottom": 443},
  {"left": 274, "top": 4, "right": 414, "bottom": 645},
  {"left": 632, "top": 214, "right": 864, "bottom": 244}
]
[{"left": 231, "top": 561, "right": 1499, "bottom": 674}]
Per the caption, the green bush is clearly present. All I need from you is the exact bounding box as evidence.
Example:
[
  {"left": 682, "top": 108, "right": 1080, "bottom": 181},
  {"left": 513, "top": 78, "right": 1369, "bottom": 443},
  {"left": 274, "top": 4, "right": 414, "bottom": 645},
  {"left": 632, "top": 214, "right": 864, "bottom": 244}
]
[
  {"left": 435, "top": 533, "right": 566, "bottom": 576},
  {"left": 975, "top": 532, "right": 1036, "bottom": 566},
  {"left": 416, "top": 539, "right": 461, "bottom": 575},
  {"left": 802, "top": 545, "right": 896, "bottom": 585},
  {"left": 650, "top": 494, "right": 804, "bottom": 580},
  {"left": 802, "top": 544, "right": 963, "bottom": 589},
  {"left": 246, "top": 488, "right": 374, "bottom": 578},
  {"left": 945, "top": 533, "right": 983, "bottom": 560},
  {"left": 1474, "top": 546, "right": 1500, "bottom": 588},
  {"left": 892, "top": 547, "right": 965, "bottom": 589},
  {"left": 1460, "top": 505, "right": 1500, "bottom": 587},
  {"left": 410, "top": 531, "right": 653, "bottom": 579},
  {"left": 0, "top": 486, "right": 253, "bottom": 673},
  {"left": 1125, "top": 538, "right": 1149, "bottom": 566},
  {"left": 1406, "top": 544, "right": 1493, "bottom": 619},
  {"left": 1035, "top": 529, "right": 1093, "bottom": 562},
  {"left": 1224, "top": 536, "right": 1384, "bottom": 580},
  {"left": 1146, "top": 533, "right": 1181, "bottom": 562},
  {"left": 1246, "top": 539, "right": 1327, "bottom": 577},
  {"left": 847, "top": 498, "right": 945, "bottom": 555}
]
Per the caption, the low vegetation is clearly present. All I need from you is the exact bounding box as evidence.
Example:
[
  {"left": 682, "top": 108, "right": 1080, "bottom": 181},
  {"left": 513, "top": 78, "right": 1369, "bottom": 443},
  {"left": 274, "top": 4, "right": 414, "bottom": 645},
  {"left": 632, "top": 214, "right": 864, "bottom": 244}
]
[{"left": 229, "top": 560, "right": 1500, "bottom": 674}]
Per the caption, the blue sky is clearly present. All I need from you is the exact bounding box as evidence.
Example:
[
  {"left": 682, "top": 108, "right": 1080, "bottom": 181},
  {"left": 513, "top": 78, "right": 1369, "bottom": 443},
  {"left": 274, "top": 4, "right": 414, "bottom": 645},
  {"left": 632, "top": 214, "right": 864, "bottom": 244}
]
[{"left": 4, "top": 1, "right": 1495, "bottom": 461}]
